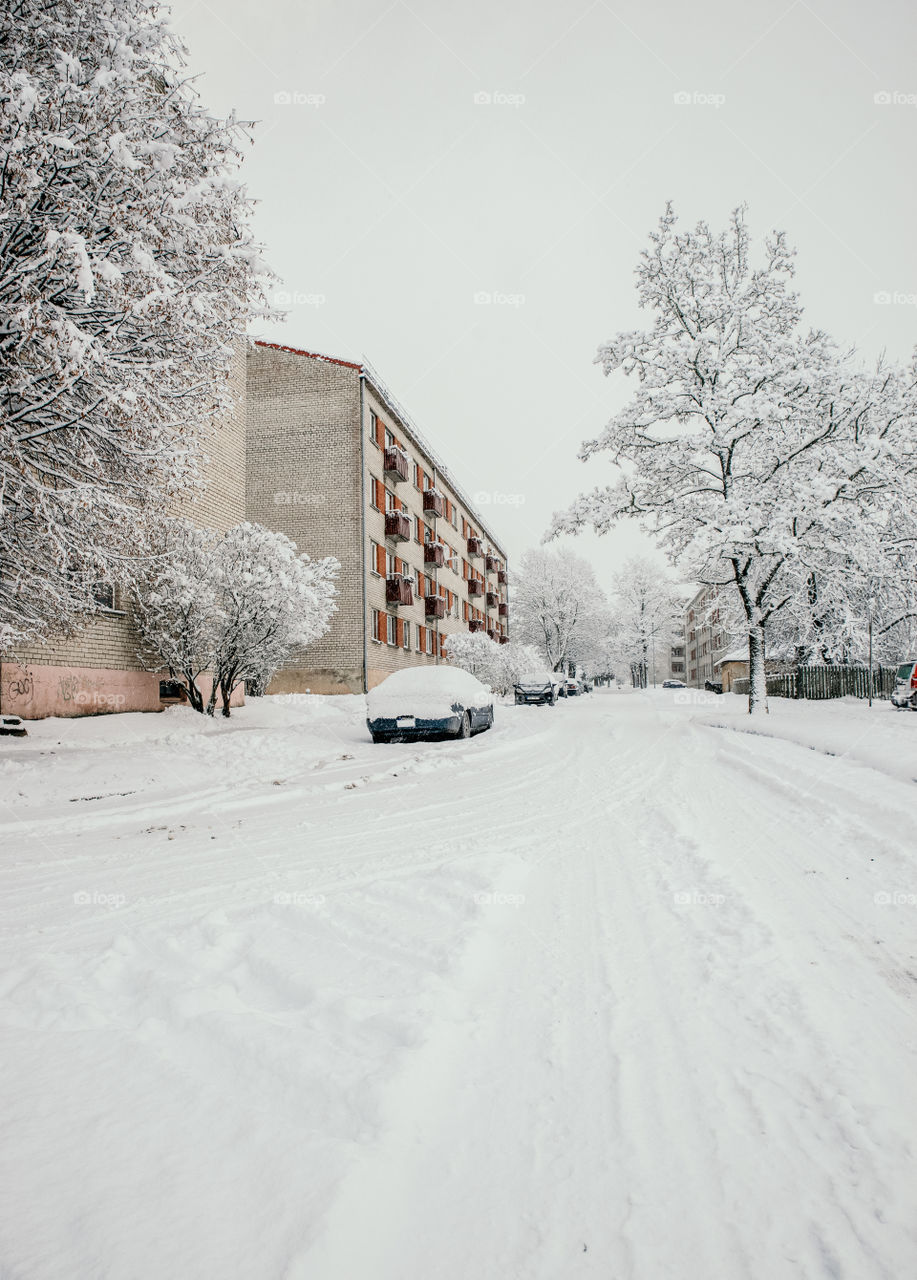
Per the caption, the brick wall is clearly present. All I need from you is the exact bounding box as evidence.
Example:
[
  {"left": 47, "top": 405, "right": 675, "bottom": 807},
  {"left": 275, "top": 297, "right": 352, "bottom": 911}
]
[{"left": 245, "top": 344, "right": 365, "bottom": 694}]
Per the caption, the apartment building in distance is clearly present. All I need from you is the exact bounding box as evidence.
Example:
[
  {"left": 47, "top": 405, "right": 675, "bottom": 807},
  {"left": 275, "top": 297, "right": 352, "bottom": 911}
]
[
  {"left": 247, "top": 342, "right": 510, "bottom": 695},
  {"left": 684, "top": 584, "right": 730, "bottom": 687}
]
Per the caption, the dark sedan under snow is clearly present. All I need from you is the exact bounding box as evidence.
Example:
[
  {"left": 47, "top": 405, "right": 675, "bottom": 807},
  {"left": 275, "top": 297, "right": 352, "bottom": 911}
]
[{"left": 366, "top": 667, "right": 495, "bottom": 742}]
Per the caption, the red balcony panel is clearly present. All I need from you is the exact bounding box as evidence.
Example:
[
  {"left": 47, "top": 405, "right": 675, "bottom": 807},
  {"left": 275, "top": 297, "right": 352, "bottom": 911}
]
[
  {"left": 485, "top": 554, "right": 498, "bottom": 572},
  {"left": 499, "top": 635, "right": 509, "bottom": 645},
  {"left": 486, "top": 591, "right": 497, "bottom": 608},
  {"left": 386, "top": 574, "right": 414, "bottom": 606},
  {"left": 498, "top": 602, "right": 509, "bottom": 618},
  {"left": 383, "top": 446, "right": 409, "bottom": 484},
  {"left": 422, "top": 488, "right": 445, "bottom": 518},
  {"left": 469, "top": 619, "right": 484, "bottom": 633},
  {"left": 425, "top": 594, "right": 446, "bottom": 620},
  {"left": 467, "top": 537, "right": 484, "bottom": 558},
  {"left": 467, "top": 578, "right": 484, "bottom": 597},
  {"left": 497, "top": 568, "right": 508, "bottom": 585},
  {"left": 487, "top": 629, "right": 496, "bottom": 640},
  {"left": 423, "top": 542, "right": 445, "bottom": 567},
  {"left": 385, "top": 510, "right": 411, "bottom": 542}
]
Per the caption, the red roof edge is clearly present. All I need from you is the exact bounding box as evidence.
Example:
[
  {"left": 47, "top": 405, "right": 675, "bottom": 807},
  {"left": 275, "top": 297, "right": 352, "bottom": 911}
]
[{"left": 253, "top": 340, "right": 362, "bottom": 371}]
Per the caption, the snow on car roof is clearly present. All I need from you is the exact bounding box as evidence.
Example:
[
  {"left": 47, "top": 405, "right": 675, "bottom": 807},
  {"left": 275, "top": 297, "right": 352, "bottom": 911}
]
[{"left": 372, "top": 665, "right": 486, "bottom": 693}]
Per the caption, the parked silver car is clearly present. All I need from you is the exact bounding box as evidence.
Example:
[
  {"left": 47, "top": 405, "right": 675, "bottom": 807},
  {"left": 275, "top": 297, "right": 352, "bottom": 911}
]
[{"left": 891, "top": 659, "right": 917, "bottom": 710}]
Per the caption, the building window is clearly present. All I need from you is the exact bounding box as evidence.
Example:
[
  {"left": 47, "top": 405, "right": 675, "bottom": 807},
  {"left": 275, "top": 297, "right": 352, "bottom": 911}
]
[
  {"left": 370, "top": 541, "right": 384, "bottom": 576},
  {"left": 92, "top": 583, "right": 115, "bottom": 610},
  {"left": 425, "top": 627, "right": 435, "bottom": 655},
  {"left": 387, "top": 613, "right": 398, "bottom": 646},
  {"left": 372, "top": 609, "right": 383, "bottom": 643},
  {"left": 671, "top": 661, "right": 684, "bottom": 673},
  {"left": 402, "top": 619, "right": 410, "bottom": 650}
]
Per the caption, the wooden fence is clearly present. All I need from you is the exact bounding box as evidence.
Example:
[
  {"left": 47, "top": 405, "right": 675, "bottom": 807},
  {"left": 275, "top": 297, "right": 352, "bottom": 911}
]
[{"left": 731, "top": 665, "right": 898, "bottom": 701}]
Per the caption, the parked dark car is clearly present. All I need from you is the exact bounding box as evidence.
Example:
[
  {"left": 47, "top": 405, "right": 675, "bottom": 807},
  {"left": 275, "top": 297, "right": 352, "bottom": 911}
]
[
  {"left": 891, "top": 659, "right": 917, "bottom": 710},
  {"left": 662, "top": 679, "right": 686, "bottom": 689},
  {"left": 514, "top": 673, "right": 559, "bottom": 706},
  {"left": 581, "top": 680, "right": 594, "bottom": 693},
  {"left": 367, "top": 667, "right": 494, "bottom": 742},
  {"left": 704, "top": 680, "right": 723, "bottom": 694}
]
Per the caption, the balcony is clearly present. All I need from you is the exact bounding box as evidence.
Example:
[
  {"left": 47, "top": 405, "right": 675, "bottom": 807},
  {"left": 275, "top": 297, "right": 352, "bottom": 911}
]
[
  {"left": 486, "top": 590, "right": 498, "bottom": 608},
  {"left": 423, "top": 542, "right": 444, "bottom": 568},
  {"left": 425, "top": 595, "right": 446, "bottom": 620},
  {"left": 422, "top": 488, "right": 444, "bottom": 519},
  {"left": 498, "top": 602, "right": 509, "bottom": 618},
  {"left": 487, "top": 628, "right": 496, "bottom": 640},
  {"left": 485, "top": 554, "right": 498, "bottom": 572},
  {"left": 499, "top": 635, "right": 509, "bottom": 645},
  {"left": 383, "top": 446, "right": 409, "bottom": 484},
  {"left": 386, "top": 574, "right": 414, "bottom": 607},
  {"left": 467, "top": 537, "right": 484, "bottom": 558},
  {"left": 497, "top": 568, "right": 508, "bottom": 585},
  {"left": 467, "top": 578, "right": 484, "bottom": 597},
  {"left": 469, "top": 619, "right": 484, "bottom": 633},
  {"left": 385, "top": 510, "right": 411, "bottom": 542}
]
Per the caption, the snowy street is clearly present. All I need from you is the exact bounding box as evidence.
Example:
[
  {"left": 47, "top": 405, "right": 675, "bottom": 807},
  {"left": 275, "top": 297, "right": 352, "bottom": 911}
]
[{"left": 2, "top": 689, "right": 917, "bottom": 1279}]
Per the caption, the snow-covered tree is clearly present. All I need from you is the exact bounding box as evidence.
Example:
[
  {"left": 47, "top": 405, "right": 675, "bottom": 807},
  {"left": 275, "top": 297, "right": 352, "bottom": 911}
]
[
  {"left": 609, "top": 556, "right": 686, "bottom": 687},
  {"left": 133, "top": 521, "right": 338, "bottom": 716},
  {"left": 513, "top": 548, "right": 610, "bottom": 673},
  {"left": 490, "top": 639, "right": 545, "bottom": 694},
  {"left": 551, "top": 205, "right": 917, "bottom": 713},
  {"left": 0, "top": 0, "right": 271, "bottom": 650},
  {"left": 444, "top": 633, "right": 542, "bottom": 694}
]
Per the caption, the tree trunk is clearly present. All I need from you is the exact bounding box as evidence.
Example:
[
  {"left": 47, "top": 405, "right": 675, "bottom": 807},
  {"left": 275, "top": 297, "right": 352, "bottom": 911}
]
[
  {"left": 181, "top": 670, "right": 204, "bottom": 715},
  {"left": 747, "top": 623, "right": 768, "bottom": 715}
]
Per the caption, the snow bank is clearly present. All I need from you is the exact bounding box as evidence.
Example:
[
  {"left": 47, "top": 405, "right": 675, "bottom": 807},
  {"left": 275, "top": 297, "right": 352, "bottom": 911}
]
[{"left": 647, "top": 687, "right": 917, "bottom": 787}]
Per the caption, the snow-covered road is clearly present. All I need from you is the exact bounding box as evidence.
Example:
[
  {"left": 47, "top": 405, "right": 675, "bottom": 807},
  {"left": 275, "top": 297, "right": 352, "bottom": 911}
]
[{"left": 2, "top": 690, "right": 916, "bottom": 1278}]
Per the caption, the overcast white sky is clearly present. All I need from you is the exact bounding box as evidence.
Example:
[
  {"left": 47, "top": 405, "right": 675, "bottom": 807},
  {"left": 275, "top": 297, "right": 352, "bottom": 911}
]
[{"left": 170, "top": 0, "right": 916, "bottom": 594}]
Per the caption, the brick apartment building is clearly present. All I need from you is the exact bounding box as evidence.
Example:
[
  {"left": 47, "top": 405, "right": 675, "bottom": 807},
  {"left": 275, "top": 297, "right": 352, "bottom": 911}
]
[
  {"left": 0, "top": 341, "right": 510, "bottom": 716},
  {"left": 248, "top": 342, "right": 509, "bottom": 695}
]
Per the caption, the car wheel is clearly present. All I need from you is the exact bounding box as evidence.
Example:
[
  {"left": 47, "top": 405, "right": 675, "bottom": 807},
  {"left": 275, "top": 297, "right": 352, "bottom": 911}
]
[
  {"left": 456, "top": 711, "right": 472, "bottom": 739},
  {"left": 910, "top": 695, "right": 917, "bottom": 712},
  {"left": 370, "top": 731, "right": 386, "bottom": 744}
]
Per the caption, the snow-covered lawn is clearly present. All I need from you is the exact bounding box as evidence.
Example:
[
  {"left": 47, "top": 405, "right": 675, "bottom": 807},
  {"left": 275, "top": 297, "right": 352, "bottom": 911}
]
[{"left": 1, "top": 689, "right": 916, "bottom": 1278}]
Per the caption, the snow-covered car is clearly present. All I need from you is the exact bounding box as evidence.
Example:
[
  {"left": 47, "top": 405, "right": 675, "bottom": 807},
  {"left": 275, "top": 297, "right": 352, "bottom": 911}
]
[
  {"left": 514, "top": 673, "right": 559, "bottom": 706},
  {"left": 561, "top": 679, "right": 582, "bottom": 697},
  {"left": 891, "top": 659, "right": 917, "bottom": 710},
  {"left": 367, "top": 667, "right": 495, "bottom": 742},
  {"left": 662, "top": 679, "right": 686, "bottom": 689}
]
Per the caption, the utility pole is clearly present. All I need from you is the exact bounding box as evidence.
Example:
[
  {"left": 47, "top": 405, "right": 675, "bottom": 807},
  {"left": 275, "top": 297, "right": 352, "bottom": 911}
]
[{"left": 867, "top": 594, "right": 875, "bottom": 708}]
